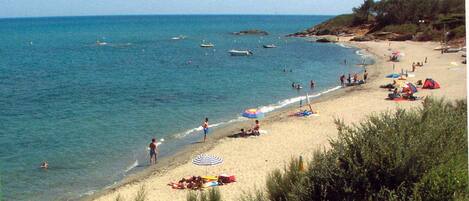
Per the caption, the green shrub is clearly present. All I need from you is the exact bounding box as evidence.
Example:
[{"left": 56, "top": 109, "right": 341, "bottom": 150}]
[
  {"left": 413, "top": 154, "right": 468, "bottom": 201},
  {"left": 187, "top": 188, "right": 222, "bottom": 201},
  {"left": 451, "top": 25, "right": 466, "bottom": 38},
  {"left": 240, "top": 98, "right": 468, "bottom": 201},
  {"left": 382, "top": 24, "right": 419, "bottom": 34}
]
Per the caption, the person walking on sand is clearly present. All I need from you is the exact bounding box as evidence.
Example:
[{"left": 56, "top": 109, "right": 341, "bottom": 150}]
[
  {"left": 425, "top": 57, "right": 427, "bottom": 63},
  {"left": 149, "top": 138, "right": 158, "bottom": 165},
  {"left": 364, "top": 70, "right": 368, "bottom": 82},
  {"left": 202, "top": 117, "right": 209, "bottom": 142}
]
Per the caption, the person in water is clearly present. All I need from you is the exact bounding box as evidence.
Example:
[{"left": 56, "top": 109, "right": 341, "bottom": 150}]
[
  {"left": 310, "top": 80, "right": 315, "bottom": 89},
  {"left": 202, "top": 117, "right": 209, "bottom": 142},
  {"left": 340, "top": 74, "right": 345, "bottom": 86},
  {"left": 40, "top": 161, "right": 48, "bottom": 169},
  {"left": 149, "top": 138, "right": 158, "bottom": 165},
  {"left": 347, "top": 74, "right": 351, "bottom": 85}
]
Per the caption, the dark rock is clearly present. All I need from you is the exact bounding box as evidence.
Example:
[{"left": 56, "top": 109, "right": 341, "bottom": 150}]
[
  {"left": 350, "top": 35, "right": 374, "bottom": 42},
  {"left": 390, "top": 34, "right": 414, "bottom": 41},
  {"left": 233, "top": 29, "right": 269, "bottom": 35}
]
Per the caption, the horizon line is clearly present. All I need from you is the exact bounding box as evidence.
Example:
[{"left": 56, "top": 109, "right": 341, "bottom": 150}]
[{"left": 0, "top": 13, "right": 343, "bottom": 20}]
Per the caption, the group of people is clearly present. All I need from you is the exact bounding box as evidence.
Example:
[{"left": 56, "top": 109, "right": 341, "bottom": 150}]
[
  {"left": 291, "top": 80, "right": 316, "bottom": 90},
  {"left": 411, "top": 61, "right": 425, "bottom": 72},
  {"left": 168, "top": 176, "right": 204, "bottom": 190},
  {"left": 238, "top": 120, "right": 261, "bottom": 137},
  {"left": 340, "top": 70, "right": 368, "bottom": 87}
]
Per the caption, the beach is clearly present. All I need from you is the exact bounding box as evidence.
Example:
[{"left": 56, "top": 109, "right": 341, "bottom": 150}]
[{"left": 89, "top": 40, "right": 466, "bottom": 201}]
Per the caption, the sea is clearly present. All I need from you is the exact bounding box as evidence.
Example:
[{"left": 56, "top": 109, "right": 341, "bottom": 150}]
[{"left": 0, "top": 15, "right": 369, "bottom": 201}]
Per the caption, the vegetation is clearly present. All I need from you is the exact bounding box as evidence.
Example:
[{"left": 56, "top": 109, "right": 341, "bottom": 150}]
[
  {"left": 134, "top": 185, "right": 147, "bottom": 201},
  {"left": 306, "top": 0, "right": 465, "bottom": 41},
  {"left": 187, "top": 188, "right": 222, "bottom": 201},
  {"left": 240, "top": 98, "right": 468, "bottom": 200}
]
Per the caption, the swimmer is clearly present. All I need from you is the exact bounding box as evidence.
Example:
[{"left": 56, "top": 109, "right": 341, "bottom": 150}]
[{"left": 40, "top": 161, "right": 48, "bottom": 169}]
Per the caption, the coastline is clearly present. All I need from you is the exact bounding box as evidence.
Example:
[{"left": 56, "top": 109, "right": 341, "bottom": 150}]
[{"left": 87, "top": 40, "right": 466, "bottom": 201}]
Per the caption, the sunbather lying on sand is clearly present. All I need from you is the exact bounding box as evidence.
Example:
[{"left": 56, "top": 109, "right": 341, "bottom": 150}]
[{"left": 168, "top": 176, "right": 203, "bottom": 190}]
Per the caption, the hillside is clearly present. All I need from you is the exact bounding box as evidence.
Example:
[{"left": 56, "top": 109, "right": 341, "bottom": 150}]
[{"left": 289, "top": 0, "right": 465, "bottom": 43}]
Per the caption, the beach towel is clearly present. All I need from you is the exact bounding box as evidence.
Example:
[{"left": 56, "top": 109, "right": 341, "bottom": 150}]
[{"left": 259, "top": 130, "right": 268, "bottom": 134}]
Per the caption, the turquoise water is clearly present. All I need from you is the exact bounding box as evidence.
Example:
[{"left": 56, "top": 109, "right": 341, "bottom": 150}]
[{"left": 0, "top": 15, "right": 366, "bottom": 200}]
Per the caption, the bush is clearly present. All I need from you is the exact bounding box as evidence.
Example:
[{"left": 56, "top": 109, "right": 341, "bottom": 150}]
[
  {"left": 382, "top": 24, "right": 419, "bottom": 34},
  {"left": 450, "top": 25, "right": 466, "bottom": 39},
  {"left": 240, "top": 98, "right": 468, "bottom": 200},
  {"left": 187, "top": 188, "right": 222, "bottom": 201}
]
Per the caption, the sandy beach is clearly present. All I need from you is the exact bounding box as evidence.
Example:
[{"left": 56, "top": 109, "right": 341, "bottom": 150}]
[{"left": 89, "top": 40, "right": 466, "bottom": 201}]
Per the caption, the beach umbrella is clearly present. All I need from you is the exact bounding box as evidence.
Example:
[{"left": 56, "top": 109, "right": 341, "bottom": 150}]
[
  {"left": 386, "top": 73, "right": 400, "bottom": 78},
  {"left": 242, "top": 108, "right": 264, "bottom": 119},
  {"left": 192, "top": 154, "right": 223, "bottom": 174}
]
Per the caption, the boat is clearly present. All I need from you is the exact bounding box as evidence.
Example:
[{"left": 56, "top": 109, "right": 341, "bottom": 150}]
[
  {"left": 433, "top": 45, "right": 449, "bottom": 51},
  {"left": 96, "top": 40, "right": 107, "bottom": 46},
  {"left": 228, "top": 49, "right": 253, "bottom": 56},
  {"left": 171, "top": 35, "right": 186, "bottom": 40},
  {"left": 445, "top": 48, "right": 461, "bottom": 53},
  {"left": 200, "top": 43, "right": 214, "bottom": 48},
  {"left": 263, "top": 44, "right": 277, "bottom": 48}
]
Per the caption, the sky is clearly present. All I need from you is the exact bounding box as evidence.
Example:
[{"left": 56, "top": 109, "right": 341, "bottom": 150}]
[{"left": 0, "top": 0, "right": 363, "bottom": 18}]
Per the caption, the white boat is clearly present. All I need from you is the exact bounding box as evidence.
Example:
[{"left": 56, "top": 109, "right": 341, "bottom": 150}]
[
  {"left": 445, "top": 48, "right": 461, "bottom": 53},
  {"left": 171, "top": 35, "right": 186, "bottom": 40},
  {"left": 200, "top": 43, "right": 214, "bottom": 48},
  {"left": 263, "top": 44, "right": 277, "bottom": 48},
  {"left": 96, "top": 40, "right": 107, "bottom": 46},
  {"left": 434, "top": 45, "right": 449, "bottom": 51},
  {"left": 229, "top": 49, "right": 253, "bottom": 56}
]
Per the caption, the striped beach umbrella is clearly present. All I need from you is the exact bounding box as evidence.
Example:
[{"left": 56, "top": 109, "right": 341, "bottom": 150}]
[
  {"left": 192, "top": 154, "right": 223, "bottom": 166},
  {"left": 242, "top": 108, "right": 264, "bottom": 119}
]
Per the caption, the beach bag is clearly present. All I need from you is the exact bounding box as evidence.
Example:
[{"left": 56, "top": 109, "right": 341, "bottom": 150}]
[{"left": 219, "top": 174, "right": 236, "bottom": 183}]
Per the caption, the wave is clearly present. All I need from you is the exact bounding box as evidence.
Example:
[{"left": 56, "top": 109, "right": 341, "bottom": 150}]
[
  {"left": 125, "top": 160, "right": 139, "bottom": 173},
  {"left": 337, "top": 43, "right": 352, "bottom": 49},
  {"left": 174, "top": 85, "right": 342, "bottom": 139}
]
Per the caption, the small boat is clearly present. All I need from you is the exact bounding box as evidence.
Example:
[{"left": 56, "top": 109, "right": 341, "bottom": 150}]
[
  {"left": 229, "top": 49, "right": 253, "bottom": 56},
  {"left": 171, "top": 35, "right": 186, "bottom": 40},
  {"left": 96, "top": 40, "right": 107, "bottom": 46},
  {"left": 263, "top": 44, "right": 277, "bottom": 48},
  {"left": 200, "top": 43, "right": 214, "bottom": 48},
  {"left": 433, "top": 45, "right": 449, "bottom": 51},
  {"left": 445, "top": 48, "right": 461, "bottom": 53}
]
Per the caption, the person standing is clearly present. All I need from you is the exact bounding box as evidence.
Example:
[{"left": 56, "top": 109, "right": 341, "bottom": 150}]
[
  {"left": 149, "top": 138, "right": 158, "bottom": 165},
  {"left": 425, "top": 57, "right": 428, "bottom": 63},
  {"left": 347, "top": 74, "right": 351, "bottom": 85},
  {"left": 202, "top": 117, "right": 209, "bottom": 142},
  {"left": 310, "top": 80, "right": 315, "bottom": 89},
  {"left": 364, "top": 70, "right": 368, "bottom": 82},
  {"left": 340, "top": 74, "right": 345, "bottom": 86}
]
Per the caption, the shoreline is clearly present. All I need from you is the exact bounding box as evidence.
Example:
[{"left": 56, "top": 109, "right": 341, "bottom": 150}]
[
  {"left": 82, "top": 40, "right": 376, "bottom": 201},
  {"left": 87, "top": 40, "right": 466, "bottom": 201}
]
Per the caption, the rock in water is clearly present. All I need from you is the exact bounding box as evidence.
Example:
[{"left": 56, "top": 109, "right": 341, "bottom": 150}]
[{"left": 233, "top": 29, "right": 269, "bottom": 35}]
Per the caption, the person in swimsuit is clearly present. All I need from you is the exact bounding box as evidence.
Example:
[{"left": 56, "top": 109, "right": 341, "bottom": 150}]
[
  {"left": 202, "top": 117, "right": 209, "bottom": 142},
  {"left": 149, "top": 138, "right": 158, "bottom": 165},
  {"left": 251, "top": 120, "right": 260, "bottom": 136}
]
